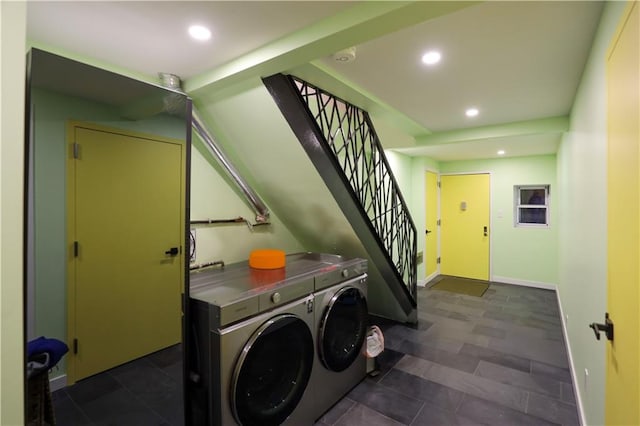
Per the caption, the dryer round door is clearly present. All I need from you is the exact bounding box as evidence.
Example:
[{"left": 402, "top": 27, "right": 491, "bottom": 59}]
[
  {"left": 318, "top": 286, "right": 368, "bottom": 372},
  {"left": 231, "top": 314, "right": 314, "bottom": 426}
]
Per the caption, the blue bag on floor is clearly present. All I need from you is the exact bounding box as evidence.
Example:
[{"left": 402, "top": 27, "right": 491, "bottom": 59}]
[{"left": 27, "top": 336, "right": 69, "bottom": 378}]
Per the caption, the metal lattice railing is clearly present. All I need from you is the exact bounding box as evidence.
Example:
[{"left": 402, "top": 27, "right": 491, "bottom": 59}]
[{"left": 291, "top": 77, "right": 417, "bottom": 300}]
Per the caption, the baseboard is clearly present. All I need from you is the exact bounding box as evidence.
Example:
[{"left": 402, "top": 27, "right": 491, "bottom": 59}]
[
  {"left": 555, "top": 290, "right": 586, "bottom": 426},
  {"left": 420, "top": 271, "right": 439, "bottom": 287},
  {"left": 491, "top": 275, "right": 556, "bottom": 291},
  {"left": 49, "top": 373, "right": 67, "bottom": 392}
]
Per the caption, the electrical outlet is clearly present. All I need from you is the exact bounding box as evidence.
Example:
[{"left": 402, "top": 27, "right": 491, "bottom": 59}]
[{"left": 416, "top": 251, "right": 424, "bottom": 265}]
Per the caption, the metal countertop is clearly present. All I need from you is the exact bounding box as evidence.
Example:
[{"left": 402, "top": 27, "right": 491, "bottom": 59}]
[{"left": 190, "top": 252, "right": 367, "bottom": 308}]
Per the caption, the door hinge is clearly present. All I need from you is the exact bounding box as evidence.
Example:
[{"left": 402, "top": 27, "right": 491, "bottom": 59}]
[
  {"left": 437, "top": 257, "right": 441, "bottom": 264},
  {"left": 73, "top": 241, "right": 79, "bottom": 257},
  {"left": 437, "top": 219, "right": 441, "bottom": 226},
  {"left": 73, "top": 338, "right": 78, "bottom": 354},
  {"left": 437, "top": 181, "right": 441, "bottom": 188},
  {"left": 73, "top": 143, "right": 79, "bottom": 159}
]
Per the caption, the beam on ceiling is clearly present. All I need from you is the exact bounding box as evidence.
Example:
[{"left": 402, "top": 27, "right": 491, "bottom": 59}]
[
  {"left": 184, "top": 1, "right": 479, "bottom": 95},
  {"left": 415, "top": 116, "right": 570, "bottom": 145}
]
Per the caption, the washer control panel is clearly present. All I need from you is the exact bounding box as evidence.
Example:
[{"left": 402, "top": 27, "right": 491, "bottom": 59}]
[{"left": 259, "top": 278, "right": 314, "bottom": 309}]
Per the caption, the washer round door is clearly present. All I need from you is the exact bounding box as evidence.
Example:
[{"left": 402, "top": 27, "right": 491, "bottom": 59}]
[
  {"left": 318, "top": 286, "right": 368, "bottom": 372},
  {"left": 231, "top": 314, "right": 314, "bottom": 426}
]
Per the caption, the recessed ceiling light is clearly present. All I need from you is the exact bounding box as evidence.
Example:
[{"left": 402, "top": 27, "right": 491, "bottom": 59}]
[
  {"left": 188, "top": 25, "right": 211, "bottom": 41},
  {"left": 497, "top": 150, "right": 506, "bottom": 155},
  {"left": 421, "top": 50, "right": 441, "bottom": 65},
  {"left": 465, "top": 108, "right": 479, "bottom": 117}
]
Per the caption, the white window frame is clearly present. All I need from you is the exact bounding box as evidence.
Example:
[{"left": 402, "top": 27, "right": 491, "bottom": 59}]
[{"left": 514, "top": 185, "right": 550, "bottom": 228}]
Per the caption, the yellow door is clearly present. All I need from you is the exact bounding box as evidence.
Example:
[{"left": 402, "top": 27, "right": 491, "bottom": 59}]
[
  {"left": 440, "top": 174, "right": 490, "bottom": 280},
  {"left": 67, "top": 122, "right": 184, "bottom": 382},
  {"left": 425, "top": 171, "right": 439, "bottom": 278},
  {"left": 606, "top": 2, "right": 639, "bottom": 424}
]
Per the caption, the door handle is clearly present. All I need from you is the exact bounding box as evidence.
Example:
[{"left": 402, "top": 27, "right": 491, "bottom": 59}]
[
  {"left": 483, "top": 226, "right": 488, "bottom": 237},
  {"left": 425, "top": 229, "right": 432, "bottom": 235},
  {"left": 589, "top": 312, "right": 614, "bottom": 341},
  {"left": 165, "top": 247, "right": 179, "bottom": 256}
]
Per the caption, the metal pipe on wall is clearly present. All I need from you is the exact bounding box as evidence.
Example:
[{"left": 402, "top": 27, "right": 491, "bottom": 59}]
[
  {"left": 191, "top": 108, "right": 270, "bottom": 223},
  {"left": 159, "top": 73, "right": 270, "bottom": 223}
]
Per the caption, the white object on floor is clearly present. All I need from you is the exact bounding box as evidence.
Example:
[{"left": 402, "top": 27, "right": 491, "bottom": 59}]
[{"left": 365, "top": 325, "right": 384, "bottom": 358}]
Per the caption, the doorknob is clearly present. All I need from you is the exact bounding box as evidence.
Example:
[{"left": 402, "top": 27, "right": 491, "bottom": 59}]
[
  {"left": 483, "top": 226, "right": 488, "bottom": 236},
  {"left": 425, "top": 229, "right": 432, "bottom": 235},
  {"left": 165, "top": 247, "right": 179, "bottom": 256},
  {"left": 589, "top": 312, "right": 614, "bottom": 341}
]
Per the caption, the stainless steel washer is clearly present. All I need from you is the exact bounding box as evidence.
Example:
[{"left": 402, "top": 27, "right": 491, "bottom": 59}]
[
  {"left": 216, "top": 296, "right": 317, "bottom": 426},
  {"left": 188, "top": 262, "right": 317, "bottom": 426},
  {"left": 187, "top": 253, "right": 367, "bottom": 426},
  {"left": 311, "top": 259, "right": 368, "bottom": 420}
]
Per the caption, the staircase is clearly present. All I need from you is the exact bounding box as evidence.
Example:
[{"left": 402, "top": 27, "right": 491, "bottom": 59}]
[{"left": 263, "top": 73, "right": 418, "bottom": 322}]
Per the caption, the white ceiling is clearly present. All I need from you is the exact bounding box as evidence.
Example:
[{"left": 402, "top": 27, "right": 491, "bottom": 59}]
[
  {"left": 26, "top": 1, "right": 604, "bottom": 161},
  {"left": 27, "top": 1, "right": 355, "bottom": 79}
]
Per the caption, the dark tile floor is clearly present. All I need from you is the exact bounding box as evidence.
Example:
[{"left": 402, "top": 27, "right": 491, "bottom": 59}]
[
  {"left": 52, "top": 279, "right": 579, "bottom": 426},
  {"left": 316, "top": 279, "right": 579, "bottom": 426},
  {"left": 51, "top": 344, "right": 183, "bottom": 426}
]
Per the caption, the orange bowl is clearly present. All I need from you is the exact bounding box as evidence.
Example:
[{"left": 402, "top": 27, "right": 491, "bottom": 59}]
[{"left": 249, "top": 249, "right": 286, "bottom": 269}]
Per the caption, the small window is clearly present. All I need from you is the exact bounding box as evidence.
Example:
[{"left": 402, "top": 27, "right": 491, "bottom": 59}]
[{"left": 514, "top": 185, "right": 549, "bottom": 227}]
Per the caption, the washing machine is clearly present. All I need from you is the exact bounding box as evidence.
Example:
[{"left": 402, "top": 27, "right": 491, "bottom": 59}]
[
  {"left": 311, "top": 258, "right": 368, "bottom": 420},
  {"left": 188, "top": 262, "right": 317, "bottom": 426},
  {"left": 187, "top": 253, "right": 368, "bottom": 426}
]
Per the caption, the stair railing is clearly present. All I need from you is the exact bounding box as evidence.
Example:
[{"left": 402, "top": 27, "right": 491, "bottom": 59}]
[{"left": 264, "top": 74, "right": 417, "bottom": 303}]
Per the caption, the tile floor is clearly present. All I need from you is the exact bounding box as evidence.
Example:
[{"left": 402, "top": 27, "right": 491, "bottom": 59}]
[
  {"left": 317, "top": 280, "right": 579, "bottom": 426},
  {"left": 51, "top": 280, "right": 579, "bottom": 425},
  {"left": 51, "top": 345, "right": 183, "bottom": 425}
]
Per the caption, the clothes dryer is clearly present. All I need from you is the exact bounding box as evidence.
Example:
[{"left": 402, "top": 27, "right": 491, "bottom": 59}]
[{"left": 311, "top": 260, "right": 368, "bottom": 420}]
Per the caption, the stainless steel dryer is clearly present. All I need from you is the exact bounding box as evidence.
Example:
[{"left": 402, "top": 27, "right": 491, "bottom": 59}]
[
  {"left": 311, "top": 257, "right": 368, "bottom": 420},
  {"left": 188, "top": 261, "right": 317, "bottom": 426},
  {"left": 187, "top": 252, "right": 367, "bottom": 426}
]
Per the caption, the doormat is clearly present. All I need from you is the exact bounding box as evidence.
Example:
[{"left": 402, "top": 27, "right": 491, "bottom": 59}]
[{"left": 429, "top": 276, "right": 489, "bottom": 297}]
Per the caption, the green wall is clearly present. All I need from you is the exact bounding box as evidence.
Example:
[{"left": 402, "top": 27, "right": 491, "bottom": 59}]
[
  {"left": 385, "top": 150, "right": 413, "bottom": 195},
  {"left": 385, "top": 150, "right": 424, "bottom": 273},
  {"left": 192, "top": 79, "right": 346, "bottom": 254},
  {"left": 557, "top": 2, "right": 626, "bottom": 424},
  {"left": 1, "top": 2, "right": 26, "bottom": 423},
  {"left": 440, "top": 155, "right": 558, "bottom": 286},
  {"left": 189, "top": 141, "right": 304, "bottom": 266}
]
